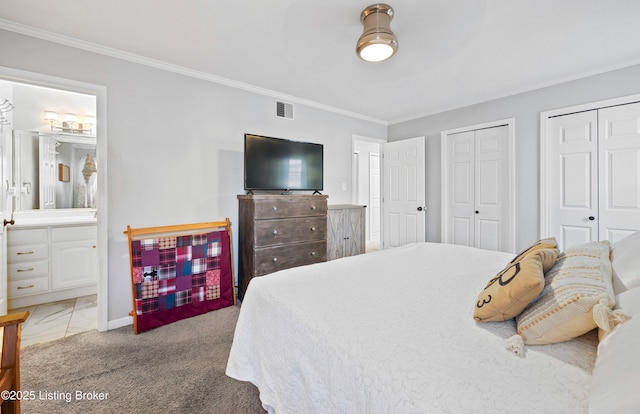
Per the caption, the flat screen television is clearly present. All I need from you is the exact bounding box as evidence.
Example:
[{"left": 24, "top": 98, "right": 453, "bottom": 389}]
[{"left": 244, "top": 133, "right": 323, "bottom": 192}]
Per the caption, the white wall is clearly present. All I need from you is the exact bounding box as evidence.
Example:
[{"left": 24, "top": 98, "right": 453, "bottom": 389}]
[
  {"left": 389, "top": 63, "right": 640, "bottom": 251},
  {"left": 0, "top": 29, "right": 387, "bottom": 325}
]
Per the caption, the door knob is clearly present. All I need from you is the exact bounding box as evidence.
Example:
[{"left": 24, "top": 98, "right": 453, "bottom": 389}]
[
  {"left": 588, "top": 216, "right": 595, "bottom": 221},
  {"left": 417, "top": 206, "right": 424, "bottom": 211},
  {"left": 3, "top": 219, "right": 14, "bottom": 227},
  {"left": 475, "top": 211, "right": 479, "bottom": 214}
]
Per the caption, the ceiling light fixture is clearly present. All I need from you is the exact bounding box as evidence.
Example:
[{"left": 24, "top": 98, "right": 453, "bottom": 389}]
[{"left": 356, "top": 3, "right": 398, "bottom": 62}]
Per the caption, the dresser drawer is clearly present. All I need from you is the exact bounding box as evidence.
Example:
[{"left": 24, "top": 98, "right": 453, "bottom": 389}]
[
  {"left": 8, "top": 260, "right": 49, "bottom": 280},
  {"left": 254, "top": 217, "right": 327, "bottom": 247},
  {"left": 253, "top": 197, "right": 327, "bottom": 219},
  {"left": 7, "top": 244, "right": 48, "bottom": 262},
  {"left": 254, "top": 241, "right": 327, "bottom": 276},
  {"left": 8, "top": 277, "right": 49, "bottom": 297},
  {"left": 8, "top": 228, "right": 48, "bottom": 244}
]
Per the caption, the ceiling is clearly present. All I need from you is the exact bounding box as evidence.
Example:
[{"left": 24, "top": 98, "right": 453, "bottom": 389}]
[{"left": 1, "top": 0, "right": 640, "bottom": 124}]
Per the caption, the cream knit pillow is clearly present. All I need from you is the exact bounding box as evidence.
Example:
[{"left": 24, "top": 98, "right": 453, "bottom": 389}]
[{"left": 516, "top": 240, "right": 614, "bottom": 345}]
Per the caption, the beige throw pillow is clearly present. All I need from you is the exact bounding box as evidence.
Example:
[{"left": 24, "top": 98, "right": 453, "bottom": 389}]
[
  {"left": 516, "top": 240, "right": 614, "bottom": 344},
  {"left": 473, "top": 239, "right": 559, "bottom": 322},
  {"left": 508, "top": 237, "right": 559, "bottom": 272}
]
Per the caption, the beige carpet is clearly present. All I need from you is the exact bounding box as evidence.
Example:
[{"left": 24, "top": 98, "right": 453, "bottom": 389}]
[{"left": 21, "top": 305, "right": 264, "bottom": 413}]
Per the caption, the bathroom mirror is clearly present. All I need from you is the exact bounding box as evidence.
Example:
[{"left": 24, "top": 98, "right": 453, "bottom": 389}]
[{"left": 12, "top": 130, "right": 97, "bottom": 211}]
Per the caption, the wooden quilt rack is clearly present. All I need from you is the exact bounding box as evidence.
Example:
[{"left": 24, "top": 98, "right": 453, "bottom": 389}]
[{"left": 124, "top": 219, "right": 236, "bottom": 334}]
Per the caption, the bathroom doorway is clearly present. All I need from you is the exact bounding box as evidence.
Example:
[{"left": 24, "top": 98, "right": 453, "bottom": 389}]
[{"left": 0, "top": 67, "right": 107, "bottom": 336}]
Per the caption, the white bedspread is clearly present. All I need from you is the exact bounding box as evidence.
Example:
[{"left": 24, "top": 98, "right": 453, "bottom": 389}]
[{"left": 226, "top": 243, "right": 598, "bottom": 413}]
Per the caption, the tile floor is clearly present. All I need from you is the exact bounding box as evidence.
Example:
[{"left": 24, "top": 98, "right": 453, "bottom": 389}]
[{"left": 11, "top": 294, "right": 97, "bottom": 348}]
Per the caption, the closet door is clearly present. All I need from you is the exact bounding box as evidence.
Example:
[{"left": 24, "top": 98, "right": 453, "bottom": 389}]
[
  {"left": 447, "top": 130, "right": 475, "bottom": 247},
  {"left": 545, "top": 102, "right": 640, "bottom": 250},
  {"left": 547, "top": 110, "right": 598, "bottom": 249},
  {"left": 475, "top": 126, "right": 509, "bottom": 251},
  {"left": 443, "top": 125, "right": 511, "bottom": 252},
  {"left": 598, "top": 102, "right": 640, "bottom": 243}
]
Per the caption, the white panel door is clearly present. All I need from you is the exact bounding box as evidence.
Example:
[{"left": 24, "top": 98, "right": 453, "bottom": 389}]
[
  {"left": 447, "top": 131, "right": 475, "bottom": 247},
  {"left": 38, "top": 134, "right": 56, "bottom": 210},
  {"left": 369, "top": 153, "right": 381, "bottom": 242},
  {"left": 475, "top": 126, "right": 510, "bottom": 251},
  {"left": 598, "top": 102, "right": 640, "bottom": 243},
  {"left": 547, "top": 110, "right": 598, "bottom": 250},
  {"left": 443, "top": 125, "right": 511, "bottom": 252},
  {"left": 0, "top": 141, "right": 7, "bottom": 315},
  {"left": 382, "top": 137, "right": 426, "bottom": 249}
]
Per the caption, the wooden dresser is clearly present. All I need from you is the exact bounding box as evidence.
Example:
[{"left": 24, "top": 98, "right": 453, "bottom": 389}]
[{"left": 237, "top": 194, "right": 328, "bottom": 300}]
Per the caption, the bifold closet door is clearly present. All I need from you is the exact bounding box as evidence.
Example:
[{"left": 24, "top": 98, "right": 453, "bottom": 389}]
[
  {"left": 444, "top": 125, "right": 510, "bottom": 251},
  {"left": 547, "top": 102, "right": 640, "bottom": 249},
  {"left": 547, "top": 110, "right": 599, "bottom": 249},
  {"left": 598, "top": 102, "right": 640, "bottom": 243}
]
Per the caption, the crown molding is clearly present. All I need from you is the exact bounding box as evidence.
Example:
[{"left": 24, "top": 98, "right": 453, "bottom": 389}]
[{"left": 0, "top": 19, "right": 388, "bottom": 126}]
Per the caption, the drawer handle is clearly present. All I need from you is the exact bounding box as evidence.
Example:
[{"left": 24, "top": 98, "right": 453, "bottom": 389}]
[
  {"left": 272, "top": 206, "right": 278, "bottom": 212},
  {"left": 17, "top": 284, "right": 35, "bottom": 290},
  {"left": 272, "top": 230, "right": 278, "bottom": 235},
  {"left": 310, "top": 205, "right": 316, "bottom": 210},
  {"left": 310, "top": 227, "right": 316, "bottom": 231},
  {"left": 17, "top": 268, "right": 35, "bottom": 273},
  {"left": 310, "top": 251, "right": 316, "bottom": 256},
  {"left": 17, "top": 251, "right": 35, "bottom": 255},
  {"left": 272, "top": 257, "right": 278, "bottom": 262}
]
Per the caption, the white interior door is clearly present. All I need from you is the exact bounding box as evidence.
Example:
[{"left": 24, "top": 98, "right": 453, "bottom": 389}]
[
  {"left": 39, "top": 134, "right": 57, "bottom": 210},
  {"left": 442, "top": 124, "right": 513, "bottom": 252},
  {"left": 382, "top": 136, "right": 426, "bottom": 249},
  {"left": 598, "top": 102, "right": 640, "bottom": 243},
  {"left": 475, "top": 126, "right": 511, "bottom": 251},
  {"left": 369, "top": 153, "right": 381, "bottom": 242},
  {"left": 446, "top": 130, "right": 475, "bottom": 246},
  {"left": 0, "top": 132, "right": 10, "bottom": 315},
  {"left": 353, "top": 138, "right": 382, "bottom": 245},
  {"left": 543, "top": 101, "right": 640, "bottom": 250},
  {"left": 547, "top": 111, "right": 598, "bottom": 249},
  {"left": 0, "top": 141, "right": 7, "bottom": 315}
]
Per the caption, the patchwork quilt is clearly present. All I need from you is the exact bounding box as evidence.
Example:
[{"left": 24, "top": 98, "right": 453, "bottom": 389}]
[{"left": 129, "top": 230, "right": 234, "bottom": 333}]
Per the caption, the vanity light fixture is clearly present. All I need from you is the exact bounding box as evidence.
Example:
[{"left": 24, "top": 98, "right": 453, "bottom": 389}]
[
  {"left": 44, "top": 111, "right": 95, "bottom": 135},
  {"left": 356, "top": 3, "right": 398, "bottom": 62},
  {"left": 65, "top": 113, "right": 78, "bottom": 124}
]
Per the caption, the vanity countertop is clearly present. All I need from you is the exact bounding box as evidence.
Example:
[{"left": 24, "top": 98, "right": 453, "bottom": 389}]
[{"left": 9, "top": 209, "right": 97, "bottom": 228}]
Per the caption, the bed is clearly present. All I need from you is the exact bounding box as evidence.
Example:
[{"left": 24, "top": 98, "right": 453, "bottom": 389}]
[{"left": 226, "top": 235, "right": 640, "bottom": 413}]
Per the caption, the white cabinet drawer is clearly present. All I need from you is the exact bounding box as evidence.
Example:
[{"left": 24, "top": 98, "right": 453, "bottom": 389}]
[
  {"left": 8, "top": 228, "right": 48, "bottom": 244},
  {"left": 52, "top": 225, "right": 97, "bottom": 242},
  {"left": 8, "top": 277, "right": 49, "bottom": 297},
  {"left": 8, "top": 260, "right": 49, "bottom": 280},
  {"left": 7, "top": 244, "right": 48, "bottom": 262}
]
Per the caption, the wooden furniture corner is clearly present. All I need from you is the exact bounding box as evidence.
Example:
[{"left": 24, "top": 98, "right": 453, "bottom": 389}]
[{"left": 0, "top": 311, "right": 30, "bottom": 414}]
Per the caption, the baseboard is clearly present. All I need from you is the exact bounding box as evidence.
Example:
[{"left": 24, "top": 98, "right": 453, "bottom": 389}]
[{"left": 107, "top": 315, "right": 133, "bottom": 330}]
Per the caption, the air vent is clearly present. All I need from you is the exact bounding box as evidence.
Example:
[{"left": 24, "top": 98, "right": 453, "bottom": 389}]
[{"left": 275, "top": 100, "right": 294, "bottom": 120}]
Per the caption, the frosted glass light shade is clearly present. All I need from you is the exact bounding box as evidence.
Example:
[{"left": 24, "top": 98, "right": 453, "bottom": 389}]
[
  {"left": 44, "top": 111, "right": 59, "bottom": 121},
  {"left": 359, "top": 43, "right": 395, "bottom": 62}
]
